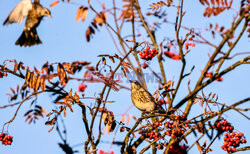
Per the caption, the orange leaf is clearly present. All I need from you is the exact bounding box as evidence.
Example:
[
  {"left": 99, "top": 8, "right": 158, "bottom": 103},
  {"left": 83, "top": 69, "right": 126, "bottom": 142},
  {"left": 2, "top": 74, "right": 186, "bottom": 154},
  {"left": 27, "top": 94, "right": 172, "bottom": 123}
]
[
  {"left": 76, "top": 7, "right": 83, "bottom": 22},
  {"left": 48, "top": 127, "right": 54, "bottom": 132},
  {"left": 81, "top": 8, "right": 88, "bottom": 22},
  {"left": 64, "top": 108, "right": 67, "bottom": 117},
  {"left": 50, "top": 0, "right": 59, "bottom": 7},
  {"left": 76, "top": 7, "right": 88, "bottom": 22},
  {"left": 94, "top": 12, "right": 107, "bottom": 26},
  {"left": 120, "top": 115, "right": 125, "bottom": 123}
]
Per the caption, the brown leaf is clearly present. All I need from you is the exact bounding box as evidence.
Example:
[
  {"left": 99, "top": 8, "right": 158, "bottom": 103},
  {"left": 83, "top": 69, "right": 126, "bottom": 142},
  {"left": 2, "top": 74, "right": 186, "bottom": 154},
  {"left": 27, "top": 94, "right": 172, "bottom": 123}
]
[
  {"left": 215, "top": 24, "right": 218, "bottom": 30},
  {"left": 48, "top": 127, "right": 54, "bottom": 132},
  {"left": 46, "top": 112, "right": 52, "bottom": 117},
  {"left": 28, "top": 118, "right": 33, "bottom": 124},
  {"left": 45, "top": 117, "right": 57, "bottom": 125},
  {"left": 94, "top": 12, "right": 107, "bottom": 26},
  {"left": 16, "top": 84, "right": 19, "bottom": 92},
  {"left": 64, "top": 108, "right": 67, "bottom": 117},
  {"left": 111, "top": 85, "right": 119, "bottom": 91},
  {"left": 10, "top": 88, "right": 15, "bottom": 94},
  {"left": 96, "top": 60, "right": 101, "bottom": 70},
  {"left": 121, "top": 67, "right": 127, "bottom": 77},
  {"left": 14, "top": 61, "right": 18, "bottom": 74},
  {"left": 85, "top": 26, "right": 93, "bottom": 42},
  {"left": 102, "top": 57, "right": 106, "bottom": 65},
  {"left": 204, "top": 0, "right": 210, "bottom": 5},
  {"left": 224, "top": 0, "right": 228, "bottom": 6},
  {"left": 109, "top": 57, "right": 115, "bottom": 63},
  {"left": 40, "top": 75, "right": 46, "bottom": 91},
  {"left": 24, "top": 110, "right": 33, "bottom": 117},
  {"left": 199, "top": 0, "right": 205, "bottom": 5},
  {"left": 68, "top": 104, "right": 74, "bottom": 112}
]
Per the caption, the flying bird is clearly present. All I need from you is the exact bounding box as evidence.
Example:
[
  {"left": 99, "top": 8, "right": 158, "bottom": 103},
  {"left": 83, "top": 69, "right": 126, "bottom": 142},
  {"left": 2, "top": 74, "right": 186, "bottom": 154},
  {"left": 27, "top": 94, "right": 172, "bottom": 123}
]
[
  {"left": 3, "top": 0, "right": 51, "bottom": 47},
  {"left": 130, "top": 80, "right": 165, "bottom": 113}
]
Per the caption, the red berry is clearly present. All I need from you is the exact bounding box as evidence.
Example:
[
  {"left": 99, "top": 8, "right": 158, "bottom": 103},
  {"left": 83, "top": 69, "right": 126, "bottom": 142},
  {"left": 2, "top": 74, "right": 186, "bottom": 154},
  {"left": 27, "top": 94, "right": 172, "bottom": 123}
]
[
  {"left": 78, "top": 84, "right": 87, "bottom": 92},
  {"left": 142, "top": 64, "right": 148, "bottom": 69},
  {"left": 158, "top": 144, "right": 161, "bottom": 149},
  {"left": 239, "top": 132, "right": 244, "bottom": 137}
]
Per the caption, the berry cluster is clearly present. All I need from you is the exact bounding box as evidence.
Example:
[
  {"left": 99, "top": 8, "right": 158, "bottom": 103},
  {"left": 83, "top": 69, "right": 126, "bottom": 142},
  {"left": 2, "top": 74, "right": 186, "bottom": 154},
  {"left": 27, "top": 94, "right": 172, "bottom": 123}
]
[
  {"left": 139, "top": 129, "right": 162, "bottom": 141},
  {"left": 184, "top": 42, "right": 195, "bottom": 50},
  {"left": 157, "top": 99, "right": 168, "bottom": 105},
  {"left": 164, "top": 115, "right": 189, "bottom": 138},
  {"left": 221, "top": 132, "right": 247, "bottom": 152},
  {"left": 78, "top": 84, "right": 87, "bottom": 92},
  {"left": 168, "top": 142, "right": 188, "bottom": 154},
  {"left": 166, "top": 127, "right": 185, "bottom": 137},
  {"left": 138, "top": 46, "right": 158, "bottom": 61},
  {"left": 212, "top": 119, "right": 234, "bottom": 133},
  {"left": 0, "top": 72, "right": 7, "bottom": 78},
  {"left": 136, "top": 114, "right": 190, "bottom": 152},
  {"left": 164, "top": 51, "right": 181, "bottom": 60},
  {"left": 0, "top": 133, "right": 13, "bottom": 146}
]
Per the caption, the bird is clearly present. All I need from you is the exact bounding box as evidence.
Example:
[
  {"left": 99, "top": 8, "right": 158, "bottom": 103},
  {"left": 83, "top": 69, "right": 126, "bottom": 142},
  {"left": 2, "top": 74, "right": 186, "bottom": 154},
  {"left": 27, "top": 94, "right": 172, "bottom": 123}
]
[
  {"left": 3, "top": 0, "right": 51, "bottom": 47},
  {"left": 130, "top": 80, "right": 165, "bottom": 113}
]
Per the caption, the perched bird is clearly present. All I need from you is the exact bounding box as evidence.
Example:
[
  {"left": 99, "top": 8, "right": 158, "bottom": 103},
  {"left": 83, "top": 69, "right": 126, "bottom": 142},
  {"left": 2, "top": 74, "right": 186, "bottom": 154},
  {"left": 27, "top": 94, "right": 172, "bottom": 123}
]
[
  {"left": 130, "top": 80, "right": 165, "bottom": 113},
  {"left": 3, "top": 0, "right": 51, "bottom": 47}
]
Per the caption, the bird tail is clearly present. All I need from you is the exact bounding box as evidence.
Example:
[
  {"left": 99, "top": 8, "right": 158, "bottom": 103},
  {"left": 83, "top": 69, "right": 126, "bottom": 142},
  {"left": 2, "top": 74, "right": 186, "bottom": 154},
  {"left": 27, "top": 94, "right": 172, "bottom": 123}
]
[{"left": 15, "top": 29, "right": 42, "bottom": 47}]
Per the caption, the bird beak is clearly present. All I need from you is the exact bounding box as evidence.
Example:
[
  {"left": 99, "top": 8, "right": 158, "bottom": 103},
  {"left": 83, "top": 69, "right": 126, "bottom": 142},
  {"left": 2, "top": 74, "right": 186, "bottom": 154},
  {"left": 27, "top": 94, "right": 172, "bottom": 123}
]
[
  {"left": 129, "top": 80, "right": 133, "bottom": 83},
  {"left": 47, "top": 14, "right": 52, "bottom": 18}
]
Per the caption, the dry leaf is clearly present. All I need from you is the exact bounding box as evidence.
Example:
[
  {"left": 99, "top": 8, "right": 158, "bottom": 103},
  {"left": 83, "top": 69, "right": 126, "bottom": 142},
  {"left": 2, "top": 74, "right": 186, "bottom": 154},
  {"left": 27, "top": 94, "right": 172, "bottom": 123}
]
[
  {"left": 94, "top": 12, "right": 107, "bottom": 26},
  {"left": 76, "top": 7, "right": 88, "bottom": 22},
  {"left": 48, "top": 127, "right": 54, "bottom": 132}
]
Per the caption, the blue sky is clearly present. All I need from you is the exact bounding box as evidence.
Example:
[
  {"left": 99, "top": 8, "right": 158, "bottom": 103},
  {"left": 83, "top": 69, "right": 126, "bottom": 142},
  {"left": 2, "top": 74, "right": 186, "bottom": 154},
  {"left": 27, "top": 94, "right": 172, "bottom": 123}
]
[{"left": 0, "top": 0, "right": 249, "bottom": 154}]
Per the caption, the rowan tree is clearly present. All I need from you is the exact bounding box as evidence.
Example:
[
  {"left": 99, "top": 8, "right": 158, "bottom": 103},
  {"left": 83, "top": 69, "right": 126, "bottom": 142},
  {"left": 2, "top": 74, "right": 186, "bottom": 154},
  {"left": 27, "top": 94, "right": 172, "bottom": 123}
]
[{"left": 0, "top": 0, "right": 249, "bottom": 154}]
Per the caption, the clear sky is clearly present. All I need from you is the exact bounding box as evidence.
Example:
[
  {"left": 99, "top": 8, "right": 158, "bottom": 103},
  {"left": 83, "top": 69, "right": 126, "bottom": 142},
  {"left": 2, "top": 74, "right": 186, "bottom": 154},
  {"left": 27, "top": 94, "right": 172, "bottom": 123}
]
[{"left": 0, "top": 0, "right": 249, "bottom": 154}]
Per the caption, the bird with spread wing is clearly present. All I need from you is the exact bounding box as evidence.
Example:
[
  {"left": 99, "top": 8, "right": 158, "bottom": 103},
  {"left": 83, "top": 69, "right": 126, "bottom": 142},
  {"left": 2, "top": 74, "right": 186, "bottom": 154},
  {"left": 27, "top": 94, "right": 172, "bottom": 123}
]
[{"left": 3, "top": 0, "right": 51, "bottom": 47}]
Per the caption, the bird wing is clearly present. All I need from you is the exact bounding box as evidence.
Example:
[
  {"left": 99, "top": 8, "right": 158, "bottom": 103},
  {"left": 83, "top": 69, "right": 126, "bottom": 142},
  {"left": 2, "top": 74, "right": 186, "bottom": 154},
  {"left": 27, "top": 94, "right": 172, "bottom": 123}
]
[
  {"left": 3, "top": 0, "right": 32, "bottom": 25},
  {"left": 141, "top": 89, "right": 165, "bottom": 113},
  {"left": 141, "top": 89, "right": 155, "bottom": 103}
]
